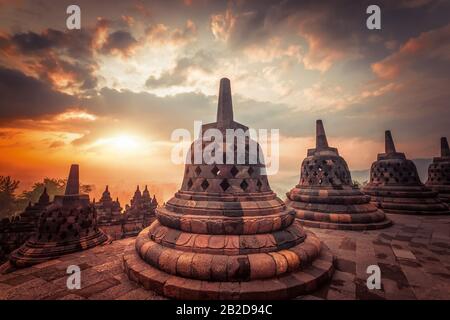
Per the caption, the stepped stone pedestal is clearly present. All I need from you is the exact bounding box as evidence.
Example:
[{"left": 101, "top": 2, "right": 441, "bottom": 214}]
[
  {"left": 363, "top": 131, "right": 450, "bottom": 215},
  {"left": 123, "top": 78, "right": 334, "bottom": 300},
  {"left": 286, "top": 120, "right": 391, "bottom": 230},
  {"left": 426, "top": 137, "right": 450, "bottom": 205},
  {"left": 8, "top": 164, "right": 109, "bottom": 268}
]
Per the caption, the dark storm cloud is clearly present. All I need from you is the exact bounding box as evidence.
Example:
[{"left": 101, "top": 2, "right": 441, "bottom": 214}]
[
  {"left": 0, "top": 67, "right": 75, "bottom": 119},
  {"left": 100, "top": 30, "right": 138, "bottom": 56},
  {"left": 0, "top": 28, "right": 98, "bottom": 94},
  {"left": 146, "top": 50, "right": 216, "bottom": 88},
  {"left": 10, "top": 29, "right": 94, "bottom": 59}
]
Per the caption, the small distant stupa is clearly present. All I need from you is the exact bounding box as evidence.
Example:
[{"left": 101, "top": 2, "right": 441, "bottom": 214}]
[
  {"left": 9, "top": 164, "right": 109, "bottom": 268},
  {"left": 363, "top": 131, "right": 450, "bottom": 215},
  {"left": 122, "top": 185, "right": 157, "bottom": 237},
  {"left": 426, "top": 137, "right": 450, "bottom": 205},
  {"left": 286, "top": 120, "right": 391, "bottom": 230},
  {"left": 95, "top": 185, "right": 123, "bottom": 224},
  {"left": 123, "top": 78, "right": 333, "bottom": 300},
  {"left": 0, "top": 188, "right": 50, "bottom": 263}
]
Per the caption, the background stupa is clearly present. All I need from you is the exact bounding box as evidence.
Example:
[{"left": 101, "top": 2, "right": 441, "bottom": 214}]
[
  {"left": 8, "top": 164, "right": 109, "bottom": 268},
  {"left": 426, "top": 137, "right": 450, "bottom": 205},
  {"left": 123, "top": 78, "right": 334, "bottom": 300},
  {"left": 286, "top": 120, "right": 391, "bottom": 230},
  {"left": 363, "top": 131, "right": 450, "bottom": 215}
]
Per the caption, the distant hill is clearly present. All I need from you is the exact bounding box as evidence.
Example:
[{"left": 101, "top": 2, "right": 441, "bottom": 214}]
[{"left": 351, "top": 158, "right": 432, "bottom": 185}]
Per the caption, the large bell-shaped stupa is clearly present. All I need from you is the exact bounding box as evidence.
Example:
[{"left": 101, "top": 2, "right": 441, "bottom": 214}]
[{"left": 123, "top": 78, "right": 334, "bottom": 300}]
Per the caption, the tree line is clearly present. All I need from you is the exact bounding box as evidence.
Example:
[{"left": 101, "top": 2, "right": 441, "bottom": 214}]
[{"left": 0, "top": 175, "right": 92, "bottom": 220}]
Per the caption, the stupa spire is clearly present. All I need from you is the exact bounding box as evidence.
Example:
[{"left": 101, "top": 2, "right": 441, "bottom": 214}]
[
  {"left": 441, "top": 137, "right": 449, "bottom": 157},
  {"left": 316, "top": 120, "right": 329, "bottom": 150},
  {"left": 216, "top": 77, "right": 233, "bottom": 126},
  {"left": 385, "top": 130, "right": 396, "bottom": 154},
  {"left": 65, "top": 164, "right": 79, "bottom": 195},
  {"left": 38, "top": 187, "right": 49, "bottom": 205}
]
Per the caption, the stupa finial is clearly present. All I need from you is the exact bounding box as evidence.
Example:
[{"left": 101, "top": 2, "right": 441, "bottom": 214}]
[
  {"left": 105, "top": 185, "right": 109, "bottom": 192},
  {"left": 441, "top": 137, "right": 449, "bottom": 157},
  {"left": 385, "top": 130, "right": 396, "bottom": 154},
  {"left": 65, "top": 164, "right": 79, "bottom": 195},
  {"left": 316, "top": 120, "right": 329, "bottom": 150},
  {"left": 217, "top": 78, "right": 233, "bottom": 126}
]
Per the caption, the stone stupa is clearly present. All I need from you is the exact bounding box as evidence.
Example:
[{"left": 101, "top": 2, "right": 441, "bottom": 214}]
[
  {"left": 363, "top": 131, "right": 450, "bottom": 215},
  {"left": 9, "top": 164, "right": 109, "bottom": 268},
  {"left": 426, "top": 137, "right": 450, "bottom": 205},
  {"left": 0, "top": 188, "right": 50, "bottom": 263},
  {"left": 123, "top": 78, "right": 334, "bottom": 300},
  {"left": 286, "top": 120, "right": 391, "bottom": 230}
]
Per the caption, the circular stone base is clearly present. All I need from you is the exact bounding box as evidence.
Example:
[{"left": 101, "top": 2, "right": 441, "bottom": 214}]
[
  {"left": 368, "top": 199, "right": 450, "bottom": 215},
  {"left": 295, "top": 216, "right": 392, "bottom": 231},
  {"left": 123, "top": 237, "right": 334, "bottom": 300},
  {"left": 286, "top": 200, "right": 392, "bottom": 231},
  {"left": 9, "top": 231, "right": 110, "bottom": 268}
]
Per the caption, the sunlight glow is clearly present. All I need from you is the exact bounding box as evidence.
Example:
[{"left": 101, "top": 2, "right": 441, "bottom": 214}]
[
  {"left": 56, "top": 110, "right": 98, "bottom": 121},
  {"left": 93, "top": 134, "right": 141, "bottom": 153}
]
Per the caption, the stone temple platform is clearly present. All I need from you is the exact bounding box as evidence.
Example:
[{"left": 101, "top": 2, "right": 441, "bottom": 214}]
[{"left": 0, "top": 214, "right": 448, "bottom": 300}]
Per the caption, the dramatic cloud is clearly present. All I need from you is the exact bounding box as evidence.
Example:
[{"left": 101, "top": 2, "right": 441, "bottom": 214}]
[
  {"left": 372, "top": 23, "right": 450, "bottom": 79},
  {"left": 0, "top": 0, "right": 448, "bottom": 201},
  {"left": 146, "top": 50, "right": 217, "bottom": 88},
  {"left": 100, "top": 30, "right": 138, "bottom": 57},
  {"left": 145, "top": 20, "right": 197, "bottom": 46},
  {"left": 0, "top": 67, "right": 75, "bottom": 119}
]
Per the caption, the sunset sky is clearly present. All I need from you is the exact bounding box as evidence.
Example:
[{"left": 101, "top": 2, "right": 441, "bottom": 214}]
[{"left": 0, "top": 0, "right": 449, "bottom": 204}]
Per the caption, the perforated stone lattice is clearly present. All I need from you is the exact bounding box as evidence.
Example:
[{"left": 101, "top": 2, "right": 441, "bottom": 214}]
[
  {"left": 299, "top": 156, "right": 352, "bottom": 187},
  {"left": 36, "top": 206, "right": 100, "bottom": 242},
  {"left": 182, "top": 164, "right": 268, "bottom": 193},
  {"left": 369, "top": 159, "right": 422, "bottom": 186},
  {"left": 427, "top": 162, "right": 450, "bottom": 185}
]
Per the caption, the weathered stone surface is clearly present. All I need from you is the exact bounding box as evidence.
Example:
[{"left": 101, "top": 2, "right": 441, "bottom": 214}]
[
  {"left": 1, "top": 214, "right": 449, "bottom": 300},
  {"left": 364, "top": 131, "right": 450, "bottom": 215},
  {"left": 123, "top": 78, "right": 333, "bottom": 299},
  {"left": 286, "top": 120, "right": 391, "bottom": 230}
]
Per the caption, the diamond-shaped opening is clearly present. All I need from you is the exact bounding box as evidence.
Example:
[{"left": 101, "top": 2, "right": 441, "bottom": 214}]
[
  {"left": 240, "top": 179, "right": 248, "bottom": 191},
  {"left": 256, "top": 179, "right": 262, "bottom": 191},
  {"left": 187, "top": 178, "right": 193, "bottom": 189},
  {"left": 247, "top": 166, "right": 254, "bottom": 176},
  {"left": 220, "top": 179, "right": 230, "bottom": 191},
  {"left": 230, "top": 166, "right": 239, "bottom": 177},
  {"left": 201, "top": 179, "right": 209, "bottom": 190},
  {"left": 195, "top": 166, "right": 202, "bottom": 176},
  {"left": 211, "top": 166, "right": 220, "bottom": 176}
]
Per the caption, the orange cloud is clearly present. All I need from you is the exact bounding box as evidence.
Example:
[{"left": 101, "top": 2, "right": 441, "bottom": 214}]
[
  {"left": 372, "top": 24, "right": 450, "bottom": 79},
  {"left": 210, "top": 9, "right": 236, "bottom": 42},
  {"left": 145, "top": 20, "right": 197, "bottom": 46}
]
